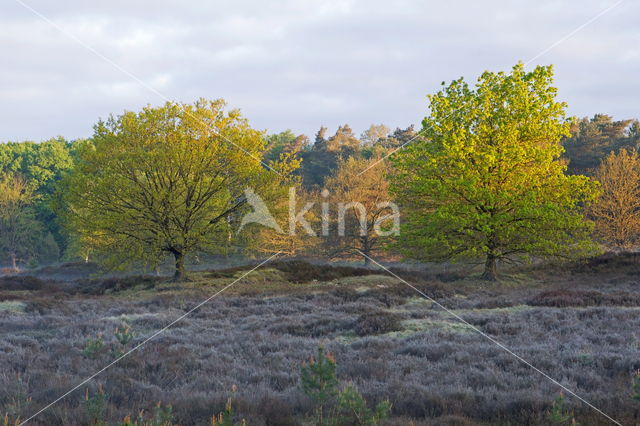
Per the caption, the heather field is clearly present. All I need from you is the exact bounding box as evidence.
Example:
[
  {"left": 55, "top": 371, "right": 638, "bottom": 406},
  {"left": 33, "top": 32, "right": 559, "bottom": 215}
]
[{"left": 2, "top": 255, "right": 640, "bottom": 425}]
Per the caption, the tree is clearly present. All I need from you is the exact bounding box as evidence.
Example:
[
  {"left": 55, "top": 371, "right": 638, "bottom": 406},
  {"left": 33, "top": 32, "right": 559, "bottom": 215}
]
[
  {"left": 360, "top": 124, "right": 390, "bottom": 146},
  {"left": 0, "top": 138, "right": 73, "bottom": 255},
  {"left": 327, "top": 124, "right": 360, "bottom": 152},
  {"left": 589, "top": 148, "right": 640, "bottom": 249},
  {"left": 264, "top": 130, "right": 299, "bottom": 163},
  {"left": 323, "top": 155, "right": 399, "bottom": 264},
  {"left": 563, "top": 115, "right": 637, "bottom": 175},
  {"left": 300, "top": 126, "right": 338, "bottom": 188},
  {"left": 59, "top": 99, "right": 297, "bottom": 280},
  {"left": 0, "top": 175, "right": 49, "bottom": 269},
  {"left": 391, "top": 63, "right": 598, "bottom": 280},
  {"left": 250, "top": 185, "right": 319, "bottom": 257}
]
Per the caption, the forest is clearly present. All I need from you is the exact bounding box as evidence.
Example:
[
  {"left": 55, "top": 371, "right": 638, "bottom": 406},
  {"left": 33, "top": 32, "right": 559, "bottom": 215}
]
[{"left": 1, "top": 65, "right": 639, "bottom": 280}]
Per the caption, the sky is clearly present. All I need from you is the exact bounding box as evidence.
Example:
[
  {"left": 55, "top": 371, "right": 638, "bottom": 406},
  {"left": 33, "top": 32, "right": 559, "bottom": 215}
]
[{"left": 0, "top": 0, "right": 638, "bottom": 142}]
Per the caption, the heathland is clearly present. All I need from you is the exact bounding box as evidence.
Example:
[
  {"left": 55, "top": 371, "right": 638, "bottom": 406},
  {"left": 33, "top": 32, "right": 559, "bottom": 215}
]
[{"left": 2, "top": 254, "right": 640, "bottom": 425}]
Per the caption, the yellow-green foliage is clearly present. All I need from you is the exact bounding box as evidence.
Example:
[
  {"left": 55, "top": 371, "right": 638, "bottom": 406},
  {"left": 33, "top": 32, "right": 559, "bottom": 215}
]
[
  {"left": 391, "top": 63, "right": 599, "bottom": 279},
  {"left": 58, "top": 99, "right": 298, "bottom": 280}
]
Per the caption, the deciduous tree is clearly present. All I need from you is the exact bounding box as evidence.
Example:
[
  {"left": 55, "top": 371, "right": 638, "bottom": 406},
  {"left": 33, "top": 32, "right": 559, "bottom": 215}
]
[
  {"left": 59, "top": 99, "right": 297, "bottom": 280},
  {"left": 391, "top": 63, "right": 598, "bottom": 280},
  {"left": 589, "top": 148, "right": 640, "bottom": 249},
  {"left": 0, "top": 175, "right": 49, "bottom": 269},
  {"left": 323, "top": 155, "right": 398, "bottom": 264}
]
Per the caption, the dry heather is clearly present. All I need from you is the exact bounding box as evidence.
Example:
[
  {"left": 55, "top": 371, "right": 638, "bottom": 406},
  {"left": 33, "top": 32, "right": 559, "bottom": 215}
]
[{"left": 1, "top": 256, "right": 640, "bottom": 425}]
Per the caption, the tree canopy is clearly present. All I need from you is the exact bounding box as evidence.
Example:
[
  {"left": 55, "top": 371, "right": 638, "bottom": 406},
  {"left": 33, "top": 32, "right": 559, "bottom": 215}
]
[
  {"left": 391, "top": 63, "right": 599, "bottom": 280},
  {"left": 59, "top": 99, "right": 297, "bottom": 280},
  {"left": 589, "top": 148, "right": 640, "bottom": 249}
]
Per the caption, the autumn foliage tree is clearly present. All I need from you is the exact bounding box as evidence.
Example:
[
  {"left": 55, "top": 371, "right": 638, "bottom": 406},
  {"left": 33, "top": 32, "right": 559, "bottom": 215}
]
[
  {"left": 323, "top": 155, "right": 398, "bottom": 264},
  {"left": 391, "top": 63, "right": 598, "bottom": 280},
  {"left": 60, "top": 99, "right": 297, "bottom": 280},
  {"left": 589, "top": 148, "right": 640, "bottom": 249}
]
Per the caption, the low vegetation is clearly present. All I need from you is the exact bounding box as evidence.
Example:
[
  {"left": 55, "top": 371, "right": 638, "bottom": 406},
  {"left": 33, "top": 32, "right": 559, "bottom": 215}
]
[{"left": 1, "top": 258, "right": 640, "bottom": 424}]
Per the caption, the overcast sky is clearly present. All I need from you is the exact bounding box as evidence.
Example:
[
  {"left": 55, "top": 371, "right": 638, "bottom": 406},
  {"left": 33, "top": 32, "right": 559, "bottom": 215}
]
[{"left": 1, "top": 0, "right": 638, "bottom": 142}]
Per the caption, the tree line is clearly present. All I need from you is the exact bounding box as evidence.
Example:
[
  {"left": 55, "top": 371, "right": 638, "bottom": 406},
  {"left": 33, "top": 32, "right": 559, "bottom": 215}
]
[{"left": 1, "top": 63, "right": 639, "bottom": 280}]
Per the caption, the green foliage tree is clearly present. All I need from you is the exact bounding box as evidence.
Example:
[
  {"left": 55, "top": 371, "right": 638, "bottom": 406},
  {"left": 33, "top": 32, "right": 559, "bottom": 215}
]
[
  {"left": 301, "top": 125, "right": 364, "bottom": 189},
  {"left": 375, "top": 125, "right": 418, "bottom": 149},
  {"left": 301, "top": 346, "right": 338, "bottom": 423},
  {"left": 301, "top": 347, "right": 390, "bottom": 426},
  {"left": 563, "top": 114, "right": 637, "bottom": 175},
  {"left": 335, "top": 384, "right": 391, "bottom": 426},
  {"left": 632, "top": 370, "right": 640, "bottom": 407},
  {"left": 264, "top": 130, "right": 302, "bottom": 163},
  {"left": 0, "top": 138, "right": 73, "bottom": 257},
  {"left": 391, "top": 63, "right": 598, "bottom": 280},
  {"left": 59, "top": 99, "right": 297, "bottom": 280},
  {"left": 300, "top": 127, "right": 338, "bottom": 188},
  {"left": 0, "top": 175, "right": 57, "bottom": 269},
  {"left": 547, "top": 392, "right": 578, "bottom": 425}
]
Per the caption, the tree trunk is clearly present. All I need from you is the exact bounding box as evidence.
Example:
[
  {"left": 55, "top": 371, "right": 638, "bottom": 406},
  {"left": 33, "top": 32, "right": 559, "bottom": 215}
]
[
  {"left": 10, "top": 253, "right": 17, "bottom": 271},
  {"left": 360, "top": 240, "right": 371, "bottom": 266},
  {"left": 481, "top": 253, "right": 497, "bottom": 281},
  {"left": 173, "top": 251, "right": 187, "bottom": 282},
  {"left": 361, "top": 237, "right": 372, "bottom": 266}
]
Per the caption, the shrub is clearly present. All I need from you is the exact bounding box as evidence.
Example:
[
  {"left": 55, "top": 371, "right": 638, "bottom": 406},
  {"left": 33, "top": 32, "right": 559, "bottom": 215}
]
[
  {"left": 83, "top": 335, "right": 106, "bottom": 359},
  {"left": 0, "top": 276, "right": 61, "bottom": 292},
  {"left": 210, "top": 386, "right": 245, "bottom": 426},
  {"left": 335, "top": 383, "right": 391, "bottom": 425},
  {"left": 80, "top": 275, "right": 160, "bottom": 295},
  {"left": 3, "top": 376, "right": 31, "bottom": 422},
  {"left": 632, "top": 370, "right": 640, "bottom": 402},
  {"left": 2, "top": 414, "right": 20, "bottom": 426},
  {"left": 301, "top": 347, "right": 392, "bottom": 425},
  {"left": 115, "top": 323, "right": 134, "bottom": 346},
  {"left": 529, "top": 289, "right": 640, "bottom": 308},
  {"left": 120, "top": 402, "right": 174, "bottom": 426},
  {"left": 354, "top": 311, "right": 402, "bottom": 336},
  {"left": 301, "top": 346, "right": 338, "bottom": 423},
  {"left": 206, "top": 261, "right": 376, "bottom": 284},
  {"left": 85, "top": 386, "right": 107, "bottom": 425},
  {"left": 547, "top": 392, "right": 578, "bottom": 425}
]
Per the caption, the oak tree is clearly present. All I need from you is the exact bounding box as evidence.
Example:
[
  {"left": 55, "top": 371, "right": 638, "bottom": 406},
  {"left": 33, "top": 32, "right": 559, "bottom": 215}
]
[
  {"left": 391, "top": 63, "right": 598, "bottom": 280},
  {"left": 60, "top": 99, "right": 296, "bottom": 280}
]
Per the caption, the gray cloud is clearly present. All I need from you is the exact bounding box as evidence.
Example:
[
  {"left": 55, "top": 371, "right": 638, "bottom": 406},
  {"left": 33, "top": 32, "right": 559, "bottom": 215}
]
[{"left": 0, "top": 0, "right": 638, "bottom": 142}]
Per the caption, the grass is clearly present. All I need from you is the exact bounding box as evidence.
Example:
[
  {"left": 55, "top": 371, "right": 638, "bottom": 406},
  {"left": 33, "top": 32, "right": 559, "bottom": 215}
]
[{"left": 0, "top": 301, "right": 26, "bottom": 313}]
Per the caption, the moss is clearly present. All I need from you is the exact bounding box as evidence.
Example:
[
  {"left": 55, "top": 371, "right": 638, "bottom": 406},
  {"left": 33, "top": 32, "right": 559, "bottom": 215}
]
[
  {"left": 458, "top": 304, "right": 535, "bottom": 314},
  {"left": 232, "top": 267, "right": 288, "bottom": 283},
  {"left": 331, "top": 275, "right": 398, "bottom": 288},
  {"left": 387, "top": 318, "right": 476, "bottom": 337},
  {"left": 404, "top": 296, "right": 434, "bottom": 307},
  {"left": 0, "top": 301, "right": 27, "bottom": 313}
]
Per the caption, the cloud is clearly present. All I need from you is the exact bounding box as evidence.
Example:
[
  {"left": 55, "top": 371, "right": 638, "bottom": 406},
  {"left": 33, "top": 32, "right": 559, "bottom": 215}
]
[{"left": 0, "top": 0, "right": 637, "bottom": 142}]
